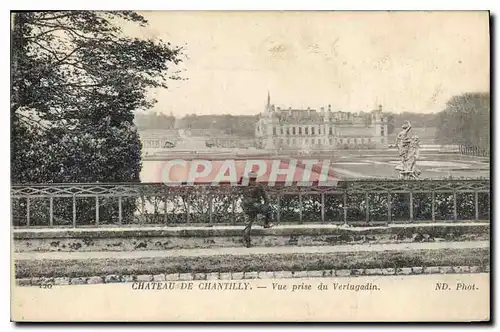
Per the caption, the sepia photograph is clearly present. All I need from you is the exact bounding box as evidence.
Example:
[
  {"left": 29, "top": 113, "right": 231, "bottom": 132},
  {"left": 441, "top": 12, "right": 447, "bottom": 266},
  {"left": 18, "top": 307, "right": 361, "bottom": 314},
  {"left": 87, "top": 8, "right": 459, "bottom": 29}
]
[{"left": 10, "top": 10, "right": 490, "bottom": 322}]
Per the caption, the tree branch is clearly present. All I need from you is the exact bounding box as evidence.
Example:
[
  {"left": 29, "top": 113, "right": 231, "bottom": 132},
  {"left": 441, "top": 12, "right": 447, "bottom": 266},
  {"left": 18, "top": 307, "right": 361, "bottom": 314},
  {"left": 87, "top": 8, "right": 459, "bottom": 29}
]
[
  {"left": 54, "top": 44, "right": 82, "bottom": 65},
  {"left": 25, "top": 28, "right": 62, "bottom": 40},
  {"left": 36, "top": 12, "right": 77, "bottom": 22},
  {"left": 31, "top": 40, "right": 64, "bottom": 63}
]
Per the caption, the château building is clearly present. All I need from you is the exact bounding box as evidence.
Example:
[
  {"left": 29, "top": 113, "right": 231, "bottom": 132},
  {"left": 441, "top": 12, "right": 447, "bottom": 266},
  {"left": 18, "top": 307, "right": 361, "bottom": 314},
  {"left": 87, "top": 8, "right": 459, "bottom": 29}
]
[{"left": 255, "top": 93, "right": 389, "bottom": 150}]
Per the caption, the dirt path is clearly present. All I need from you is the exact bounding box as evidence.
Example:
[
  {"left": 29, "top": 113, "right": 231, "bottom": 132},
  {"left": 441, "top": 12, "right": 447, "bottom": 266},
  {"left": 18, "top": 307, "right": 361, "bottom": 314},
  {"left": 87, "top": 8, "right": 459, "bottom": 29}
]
[{"left": 13, "top": 221, "right": 490, "bottom": 234}]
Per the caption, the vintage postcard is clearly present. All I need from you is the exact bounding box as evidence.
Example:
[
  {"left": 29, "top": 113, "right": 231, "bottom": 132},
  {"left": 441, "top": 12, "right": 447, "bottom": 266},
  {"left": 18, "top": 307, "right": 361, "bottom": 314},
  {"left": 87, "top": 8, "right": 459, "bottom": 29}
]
[{"left": 10, "top": 10, "right": 490, "bottom": 322}]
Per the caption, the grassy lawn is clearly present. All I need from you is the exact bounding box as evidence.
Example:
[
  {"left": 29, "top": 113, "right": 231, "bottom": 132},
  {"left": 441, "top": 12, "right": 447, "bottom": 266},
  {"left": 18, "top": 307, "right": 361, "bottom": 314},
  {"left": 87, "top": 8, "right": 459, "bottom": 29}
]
[{"left": 15, "top": 247, "right": 489, "bottom": 278}]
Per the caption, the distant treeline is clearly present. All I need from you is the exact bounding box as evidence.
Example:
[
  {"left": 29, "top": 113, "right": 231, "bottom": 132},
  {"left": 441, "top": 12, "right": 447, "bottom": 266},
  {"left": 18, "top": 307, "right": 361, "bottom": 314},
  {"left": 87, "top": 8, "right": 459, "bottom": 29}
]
[
  {"left": 178, "top": 114, "right": 259, "bottom": 137},
  {"left": 135, "top": 93, "right": 489, "bottom": 148},
  {"left": 135, "top": 112, "right": 176, "bottom": 130},
  {"left": 135, "top": 113, "right": 258, "bottom": 136},
  {"left": 435, "top": 92, "right": 490, "bottom": 153},
  {"left": 385, "top": 113, "right": 440, "bottom": 135}
]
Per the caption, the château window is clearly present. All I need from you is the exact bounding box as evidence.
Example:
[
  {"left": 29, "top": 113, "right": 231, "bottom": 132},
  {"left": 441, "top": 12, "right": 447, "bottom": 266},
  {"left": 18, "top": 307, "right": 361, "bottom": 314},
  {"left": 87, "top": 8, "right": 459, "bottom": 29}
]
[
  {"left": 286, "top": 127, "right": 290, "bottom": 135},
  {"left": 305, "top": 127, "right": 309, "bottom": 135},
  {"left": 381, "top": 127, "right": 385, "bottom": 136},
  {"left": 273, "top": 127, "right": 277, "bottom": 135},
  {"left": 318, "top": 127, "right": 321, "bottom": 135},
  {"left": 311, "top": 127, "right": 315, "bottom": 135},
  {"left": 329, "top": 127, "right": 333, "bottom": 135},
  {"left": 298, "top": 127, "right": 302, "bottom": 135},
  {"left": 292, "top": 127, "right": 296, "bottom": 135},
  {"left": 280, "top": 127, "right": 284, "bottom": 135}
]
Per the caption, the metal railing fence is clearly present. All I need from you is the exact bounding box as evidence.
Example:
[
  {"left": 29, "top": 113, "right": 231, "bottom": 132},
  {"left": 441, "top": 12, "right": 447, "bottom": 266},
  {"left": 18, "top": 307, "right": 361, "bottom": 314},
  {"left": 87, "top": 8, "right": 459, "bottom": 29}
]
[{"left": 11, "top": 179, "right": 490, "bottom": 228}]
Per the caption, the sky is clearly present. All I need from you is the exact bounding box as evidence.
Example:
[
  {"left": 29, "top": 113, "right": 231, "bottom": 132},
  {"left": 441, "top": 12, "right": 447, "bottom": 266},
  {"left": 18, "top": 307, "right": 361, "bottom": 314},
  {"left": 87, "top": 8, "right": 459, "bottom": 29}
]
[{"left": 126, "top": 11, "right": 490, "bottom": 116}]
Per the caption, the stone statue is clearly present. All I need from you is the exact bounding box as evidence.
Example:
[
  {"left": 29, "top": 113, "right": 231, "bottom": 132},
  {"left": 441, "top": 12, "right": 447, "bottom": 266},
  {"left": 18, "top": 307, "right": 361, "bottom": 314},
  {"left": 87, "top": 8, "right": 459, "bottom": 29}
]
[
  {"left": 395, "top": 121, "right": 412, "bottom": 168},
  {"left": 407, "top": 136, "right": 421, "bottom": 179},
  {"left": 394, "top": 121, "right": 421, "bottom": 179}
]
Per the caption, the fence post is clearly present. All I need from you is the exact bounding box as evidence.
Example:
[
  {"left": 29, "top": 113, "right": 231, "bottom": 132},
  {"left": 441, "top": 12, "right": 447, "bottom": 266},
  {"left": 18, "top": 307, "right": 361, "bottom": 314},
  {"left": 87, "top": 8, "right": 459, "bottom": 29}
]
[
  {"left": 453, "top": 192, "right": 458, "bottom": 221},
  {"left": 163, "top": 195, "right": 168, "bottom": 224},
  {"left": 321, "top": 193, "right": 325, "bottom": 222},
  {"left": 95, "top": 196, "right": 100, "bottom": 226},
  {"left": 365, "top": 192, "right": 370, "bottom": 223},
  {"left": 186, "top": 196, "right": 190, "bottom": 223},
  {"left": 299, "top": 192, "right": 303, "bottom": 223},
  {"left": 118, "top": 196, "right": 123, "bottom": 225},
  {"left": 231, "top": 196, "right": 236, "bottom": 225},
  {"left": 72, "top": 195, "right": 76, "bottom": 228},
  {"left": 49, "top": 197, "right": 54, "bottom": 226},
  {"left": 409, "top": 192, "right": 414, "bottom": 222},
  {"left": 140, "top": 195, "right": 146, "bottom": 226},
  {"left": 387, "top": 193, "right": 392, "bottom": 224},
  {"left": 487, "top": 193, "right": 491, "bottom": 218},
  {"left": 277, "top": 194, "right": 281, "bottom": 224},
  {"left": 209, "top": 195, "right": 213, "bottom": 224},
  {"left": 475, "top": 192, "right": 479, "bottom": 220},
  {"left": 431, "top": 191, "right": 435, "bottom": 222},
  {"left": 26, "top": 197, "right": 30, "bottom": 227},
  {"left": 343, "top": 191, "right": 347, "bottom": 224}
]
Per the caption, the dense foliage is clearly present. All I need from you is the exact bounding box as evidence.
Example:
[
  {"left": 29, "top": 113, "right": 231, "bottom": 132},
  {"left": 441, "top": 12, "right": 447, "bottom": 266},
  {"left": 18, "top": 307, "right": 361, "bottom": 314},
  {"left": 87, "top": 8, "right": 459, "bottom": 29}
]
[{"left": 11, "top": 11, "right": 184, "bottom": 184}]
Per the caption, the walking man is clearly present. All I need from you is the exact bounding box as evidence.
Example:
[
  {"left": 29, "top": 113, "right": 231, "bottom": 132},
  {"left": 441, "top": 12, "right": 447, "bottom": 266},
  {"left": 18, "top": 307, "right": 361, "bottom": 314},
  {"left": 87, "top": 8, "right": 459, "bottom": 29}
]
[{"left": 241, "top": 172, "right": 273, "bottom": 247}]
